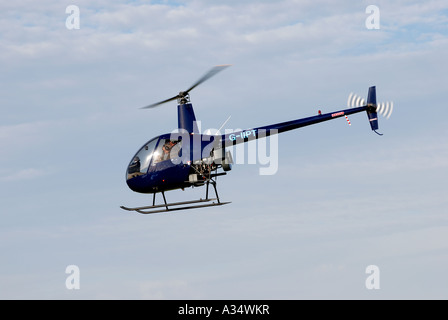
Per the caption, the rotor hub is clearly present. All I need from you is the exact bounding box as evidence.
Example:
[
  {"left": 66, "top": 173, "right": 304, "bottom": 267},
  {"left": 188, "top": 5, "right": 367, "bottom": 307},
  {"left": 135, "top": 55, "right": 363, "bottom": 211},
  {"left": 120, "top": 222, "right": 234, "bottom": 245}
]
[{"left": 177, "top": 92, "right": 191, "bottom": 105}]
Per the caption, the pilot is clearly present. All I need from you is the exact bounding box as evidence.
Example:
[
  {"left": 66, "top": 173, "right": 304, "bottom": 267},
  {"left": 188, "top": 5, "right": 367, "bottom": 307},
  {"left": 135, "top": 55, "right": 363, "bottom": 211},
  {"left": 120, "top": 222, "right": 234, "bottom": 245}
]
[
  {"left": 128, "top": 156, "right": 141, "bottom": 174},
  {"left": 162, "top": 140, "right": 177, "bottom": 160}
]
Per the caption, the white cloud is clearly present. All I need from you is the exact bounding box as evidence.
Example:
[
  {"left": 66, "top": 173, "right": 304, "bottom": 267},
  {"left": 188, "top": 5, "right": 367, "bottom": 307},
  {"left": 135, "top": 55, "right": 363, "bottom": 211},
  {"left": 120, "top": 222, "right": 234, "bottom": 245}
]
[
  {"left": 0, "top": 122, "right": 52, "bottom": 153},
  {"left": 1, "top": 0, "right": 446, "bottom": 65},
  {"left": 1, "top": 0, "right": 448, "bottom": 300},
  {"left": 0, "top": 168, "right": 46, "bottom": 181}
]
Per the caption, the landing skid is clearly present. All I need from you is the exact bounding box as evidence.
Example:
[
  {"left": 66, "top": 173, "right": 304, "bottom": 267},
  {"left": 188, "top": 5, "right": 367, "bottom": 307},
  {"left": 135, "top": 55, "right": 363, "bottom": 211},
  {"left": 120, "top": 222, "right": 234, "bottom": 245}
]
[
  {"left": 121, "top": 198, "right": 230, "bottom": 214},
  {"left": 120, "top": 181, "right": 230, "bottom": 214}
]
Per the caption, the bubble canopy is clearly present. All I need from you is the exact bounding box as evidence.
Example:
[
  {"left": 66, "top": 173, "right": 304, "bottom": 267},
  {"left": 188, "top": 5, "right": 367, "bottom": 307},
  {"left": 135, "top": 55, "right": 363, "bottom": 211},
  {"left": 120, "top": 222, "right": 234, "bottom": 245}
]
[
  {"left": 126, "top": 134, "right": 185, "bottom": 177},
  {"left": 126, "top": 137, "right": 159, "bottom": 180}
]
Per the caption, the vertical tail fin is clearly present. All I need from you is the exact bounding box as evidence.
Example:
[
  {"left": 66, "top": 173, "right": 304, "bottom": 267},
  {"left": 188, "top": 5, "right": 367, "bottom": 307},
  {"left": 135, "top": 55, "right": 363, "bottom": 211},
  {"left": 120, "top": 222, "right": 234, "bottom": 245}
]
[{"left": 366, "top": 86, "right": 380, "bottom": 133}]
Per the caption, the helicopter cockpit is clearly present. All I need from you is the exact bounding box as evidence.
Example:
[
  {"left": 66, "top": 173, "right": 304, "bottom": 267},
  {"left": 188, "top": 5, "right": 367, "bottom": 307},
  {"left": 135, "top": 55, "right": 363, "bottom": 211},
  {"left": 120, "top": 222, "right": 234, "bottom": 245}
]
[
  {"left": 127, "top": 137, "right": 158, "bottom": 180},
  {"left": 126, "top": 136, "right": 183, "bottom": 181}
]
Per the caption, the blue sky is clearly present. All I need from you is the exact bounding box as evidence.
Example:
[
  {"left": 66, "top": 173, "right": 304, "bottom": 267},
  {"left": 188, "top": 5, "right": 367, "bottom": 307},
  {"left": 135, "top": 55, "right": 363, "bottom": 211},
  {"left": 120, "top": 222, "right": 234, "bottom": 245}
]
[{"left": 1, "top": 0, "right": 448, "bottom": 299}]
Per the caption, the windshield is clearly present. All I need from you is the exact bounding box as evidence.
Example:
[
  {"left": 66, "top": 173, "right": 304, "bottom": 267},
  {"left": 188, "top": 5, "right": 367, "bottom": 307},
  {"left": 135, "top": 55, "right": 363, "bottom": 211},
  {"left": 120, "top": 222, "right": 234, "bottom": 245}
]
[{"left": 127, "top": 138, "right": 158, "bottom": 180}]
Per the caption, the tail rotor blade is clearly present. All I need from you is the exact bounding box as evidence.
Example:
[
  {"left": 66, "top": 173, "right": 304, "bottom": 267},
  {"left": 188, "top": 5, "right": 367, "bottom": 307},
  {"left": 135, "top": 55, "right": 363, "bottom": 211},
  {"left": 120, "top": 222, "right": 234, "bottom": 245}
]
[
  {"left": 347, "top": 93, "right": 354, "bottom": 107},
  {"left": 348, "top": 93, "right": 367, "bottom": 108},
  {"left": 349, "top": 93, "right": 359, "bottom": 107},
  {"left": 352, "top": 94, "right": 359, "bottom": 107},
  {"left": 386, "top": 101, "right": 394, "bottom": 119},
  {"left": 383, "top": 102, "right": 389, "bottom": 118},
  {"left": 377, "top": 102, "right": 384, "bottom": 115},
  {"left": 376, "top": 101, "right": 394, "bottom": 119}
]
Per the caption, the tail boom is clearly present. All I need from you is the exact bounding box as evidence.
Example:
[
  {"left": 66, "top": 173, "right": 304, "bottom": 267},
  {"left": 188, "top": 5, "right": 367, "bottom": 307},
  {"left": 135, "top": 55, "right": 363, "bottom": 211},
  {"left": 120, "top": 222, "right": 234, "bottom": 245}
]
[{"left": 220, "top": 86, "right": 381, "bottom": 147}]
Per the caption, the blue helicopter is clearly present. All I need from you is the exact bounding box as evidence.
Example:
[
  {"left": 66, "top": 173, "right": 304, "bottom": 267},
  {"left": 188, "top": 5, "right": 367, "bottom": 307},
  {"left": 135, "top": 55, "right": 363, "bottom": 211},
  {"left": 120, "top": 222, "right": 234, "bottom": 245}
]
[{"left": 121, "top": 65, "right": 392, "bottom": 214}]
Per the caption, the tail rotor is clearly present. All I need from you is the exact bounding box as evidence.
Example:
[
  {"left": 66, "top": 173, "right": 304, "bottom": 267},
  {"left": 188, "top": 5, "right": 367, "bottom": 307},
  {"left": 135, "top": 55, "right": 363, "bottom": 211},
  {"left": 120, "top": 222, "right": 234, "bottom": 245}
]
[
  {"left": 347, "top": 91, "right": 394, "bottom": 119},
  {"left": 347, "top": 92, "right": 366, "bottom": 108},
  {"left": 376, "top": 101, "right": 394, "bottom": 119},
  {"left": 347, "top": 87, "right": 394, "bottom": 135}
]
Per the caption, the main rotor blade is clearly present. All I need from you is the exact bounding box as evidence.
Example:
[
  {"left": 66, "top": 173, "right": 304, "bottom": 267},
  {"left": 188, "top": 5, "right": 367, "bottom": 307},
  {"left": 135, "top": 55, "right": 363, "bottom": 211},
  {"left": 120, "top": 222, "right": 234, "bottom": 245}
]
[
  {"left": 140, "top": 64, "right": 231, "bottom": 109},
  {"left": 141, "top": 95, "right": 179, "bottom": 109},
  {"left": 184, "top": 64, "right": 231, "bottom": 93}
]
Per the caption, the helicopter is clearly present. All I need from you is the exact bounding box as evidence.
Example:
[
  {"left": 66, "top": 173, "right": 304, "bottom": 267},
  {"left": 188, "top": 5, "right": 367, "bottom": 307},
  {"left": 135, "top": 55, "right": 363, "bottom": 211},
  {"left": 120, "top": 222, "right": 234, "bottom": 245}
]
[{"left": 121, "top": 65, "right": 393, "bottom": 214}]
